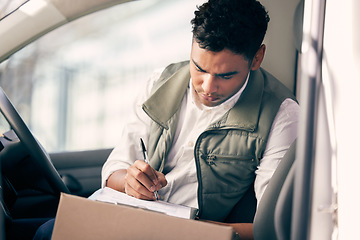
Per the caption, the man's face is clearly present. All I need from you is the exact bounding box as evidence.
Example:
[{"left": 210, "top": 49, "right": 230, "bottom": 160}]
[{"left": 190, "top": 41, "right": 252, "bottom": 107}]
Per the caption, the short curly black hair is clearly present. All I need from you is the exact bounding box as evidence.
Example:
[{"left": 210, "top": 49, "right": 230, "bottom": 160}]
[{"left": 191, "top": 0, "right": 270, "bottom": 62}]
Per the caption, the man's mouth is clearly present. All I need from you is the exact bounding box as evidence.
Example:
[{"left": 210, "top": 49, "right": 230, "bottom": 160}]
[{"left": 200, "top": 93, "right": 220, "bottom": 102}]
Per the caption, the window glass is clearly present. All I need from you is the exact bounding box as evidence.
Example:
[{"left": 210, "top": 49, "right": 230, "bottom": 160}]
[{"left": 0, "top": 0, "right": 205, "bottom": 152}]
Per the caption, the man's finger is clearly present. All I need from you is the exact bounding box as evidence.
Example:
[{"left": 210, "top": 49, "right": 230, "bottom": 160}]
[
  {"left": 155, "top": 171, "right": 167, "bottom": 191},
  {"left": 127, "top": 165, "right": 156, "bottom": 191},
  {"left": 124, "top": 181, "right": 156, "bottom": 200},
  {"left": 133, "top": 160, "right": 158, "bottom": 185}
]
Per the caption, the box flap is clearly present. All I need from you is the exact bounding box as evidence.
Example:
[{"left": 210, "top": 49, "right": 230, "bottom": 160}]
[{"left": 52, "top": 193, "right": 234, "bottom": 240}]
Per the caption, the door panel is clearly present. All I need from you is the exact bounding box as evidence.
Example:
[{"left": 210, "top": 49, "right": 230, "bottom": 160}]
[{"left": 50, "top": 148, "right": 112, "bottom": 198}]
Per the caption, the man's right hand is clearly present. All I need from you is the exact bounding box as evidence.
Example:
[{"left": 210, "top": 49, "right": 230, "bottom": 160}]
[{"left": 106, "top": 160, "right": 167, "bottom": 201}]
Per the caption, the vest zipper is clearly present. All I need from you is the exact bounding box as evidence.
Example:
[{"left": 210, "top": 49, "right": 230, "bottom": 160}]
[
  {"left": 194, "top": 131, "right": 206, "bottom": 218},
  {"left": 194, "top": 130, "right": 215, "bottom": 218},
  {"left": 204, "top": 154, "right": 255, "bottom": 165}
]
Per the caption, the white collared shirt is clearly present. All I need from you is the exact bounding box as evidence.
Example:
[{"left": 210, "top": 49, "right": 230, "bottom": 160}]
[{"left": 102, "top": 68, "right": 299, "bottom": 208}]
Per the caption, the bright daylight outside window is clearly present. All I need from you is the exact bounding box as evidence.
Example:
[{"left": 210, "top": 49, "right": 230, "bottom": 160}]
[{"left": 0, "top": 0, "right": 205, "bottom": 152}]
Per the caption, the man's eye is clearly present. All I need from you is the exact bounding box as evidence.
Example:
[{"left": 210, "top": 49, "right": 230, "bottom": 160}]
[
  {"left": 196, "top": 67, "right": 205, "bottom": 73},
  {"left": 221, "top": 75, "right": 233, "bottom": 80}
]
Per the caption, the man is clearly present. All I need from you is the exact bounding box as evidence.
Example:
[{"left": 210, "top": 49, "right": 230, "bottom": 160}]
[
  {"left": 34, "top": 0, "right": 298, "bottom": 239},
  {"left": 103, "top": 0, "right": 299, "bottom": 239}
]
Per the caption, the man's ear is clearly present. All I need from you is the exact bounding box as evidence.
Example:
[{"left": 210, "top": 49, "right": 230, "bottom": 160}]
[{"left": 250, "top": 44, "right": 266, "bottom": 70}]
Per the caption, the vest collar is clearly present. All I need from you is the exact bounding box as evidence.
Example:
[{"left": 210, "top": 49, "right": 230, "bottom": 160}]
[
  {"left": 143, "top": 63, "right": 264, "bottom": 132},
  {"left": 217, "top": 69, "right": 264, "bottom": 132},
  {"left": 142, "top": 64, "right": 190, "bottom": 129}
]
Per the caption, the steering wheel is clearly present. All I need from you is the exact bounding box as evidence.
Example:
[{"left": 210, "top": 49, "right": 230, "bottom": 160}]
[{"left": 0, "top": 87, "right": 70, "bottom": 196}]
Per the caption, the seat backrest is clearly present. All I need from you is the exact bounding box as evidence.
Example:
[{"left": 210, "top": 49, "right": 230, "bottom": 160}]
[
  {"left": 253, "top": 140, "right": 297, "bottom": 240},
  {"left": 274, "top": 163, "right": 295, "bottom": 240},
  {"left": 260, "top": 0, "right": 303, "bottom": 93}
]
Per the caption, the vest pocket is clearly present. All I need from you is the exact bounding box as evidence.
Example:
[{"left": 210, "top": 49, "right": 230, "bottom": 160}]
[{"left": 199, "top": 153, "right": 258, "bottom": 193}]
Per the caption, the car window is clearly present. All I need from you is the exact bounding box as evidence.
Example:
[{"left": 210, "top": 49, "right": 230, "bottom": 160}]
[{"left": 0, "top": 0, "right": 205, "bottom": 152}]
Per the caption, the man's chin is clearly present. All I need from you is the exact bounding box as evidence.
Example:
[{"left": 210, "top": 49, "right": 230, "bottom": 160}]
[{"left": 200, "top": 99, "right": 223, "bottom": 107}]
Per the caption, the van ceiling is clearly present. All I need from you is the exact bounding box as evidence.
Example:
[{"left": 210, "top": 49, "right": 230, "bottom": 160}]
[{"left": 0, "top": 0, "right": 130, "bottom": 62}]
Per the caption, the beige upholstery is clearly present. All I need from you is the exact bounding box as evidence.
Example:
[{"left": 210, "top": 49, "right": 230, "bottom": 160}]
[{"left": 260, "top": 0, "right": 302, "bottom": 93}]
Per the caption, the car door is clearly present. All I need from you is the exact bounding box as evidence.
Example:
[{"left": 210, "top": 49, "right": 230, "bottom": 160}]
[{"left": 50, "top": 148, "right": 112, "bottom": 198}]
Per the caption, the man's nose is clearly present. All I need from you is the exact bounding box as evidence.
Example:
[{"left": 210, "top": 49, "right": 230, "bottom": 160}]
[{"left": 202, "top": 74, "right": 217, "bottom": 94}]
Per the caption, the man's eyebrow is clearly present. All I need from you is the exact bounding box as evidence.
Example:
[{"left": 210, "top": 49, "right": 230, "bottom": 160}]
[
  {"left": 192, "top": 59, "right": 207, "bottom": 72},
  {"left": 192, "top": 59, "right": 239, "bottom": 76},
  {"left": 215, "top": 71, "right": 239, "bottom": 77}
]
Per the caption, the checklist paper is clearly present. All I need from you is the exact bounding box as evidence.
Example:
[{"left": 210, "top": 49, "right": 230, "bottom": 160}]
[{"left": 90, "top": 187, "right": 198, "bottom": 219}]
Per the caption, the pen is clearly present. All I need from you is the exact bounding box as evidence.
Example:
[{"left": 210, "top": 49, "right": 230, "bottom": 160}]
[{"left": 140, "top": 138, "right": 158, "bottom": 200}]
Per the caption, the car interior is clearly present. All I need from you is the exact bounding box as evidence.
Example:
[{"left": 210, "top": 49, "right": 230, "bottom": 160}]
[{"left": 0, "top": 0, "right": 309, "bottom": 239}]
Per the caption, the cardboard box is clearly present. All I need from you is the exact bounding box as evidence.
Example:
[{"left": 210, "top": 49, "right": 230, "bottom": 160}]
[{"left": 52, "top": 193, "right": 234, "bottom": 240}]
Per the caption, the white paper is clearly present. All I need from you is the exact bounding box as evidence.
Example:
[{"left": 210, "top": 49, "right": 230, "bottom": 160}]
[{"left": 90, "top": 187, "right": 197, "bottom": 219}]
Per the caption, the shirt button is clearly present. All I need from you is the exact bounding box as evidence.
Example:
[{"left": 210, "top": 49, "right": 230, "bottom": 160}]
[{"left": 188, "top": 141, "right": 194, "bottom": 147}]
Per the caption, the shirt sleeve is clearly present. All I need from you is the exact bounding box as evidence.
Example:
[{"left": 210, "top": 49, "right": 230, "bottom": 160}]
[
  {"left": 101, "top": 68, "right": 164, "bottom": 188},
  {"left": 254, "top": 98, "right": 300, "bottom": 205}
]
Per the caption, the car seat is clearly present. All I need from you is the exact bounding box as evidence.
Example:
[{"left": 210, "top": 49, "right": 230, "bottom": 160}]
[{"left": 253, "top": 140, "right": 297, "bottom": 239}]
